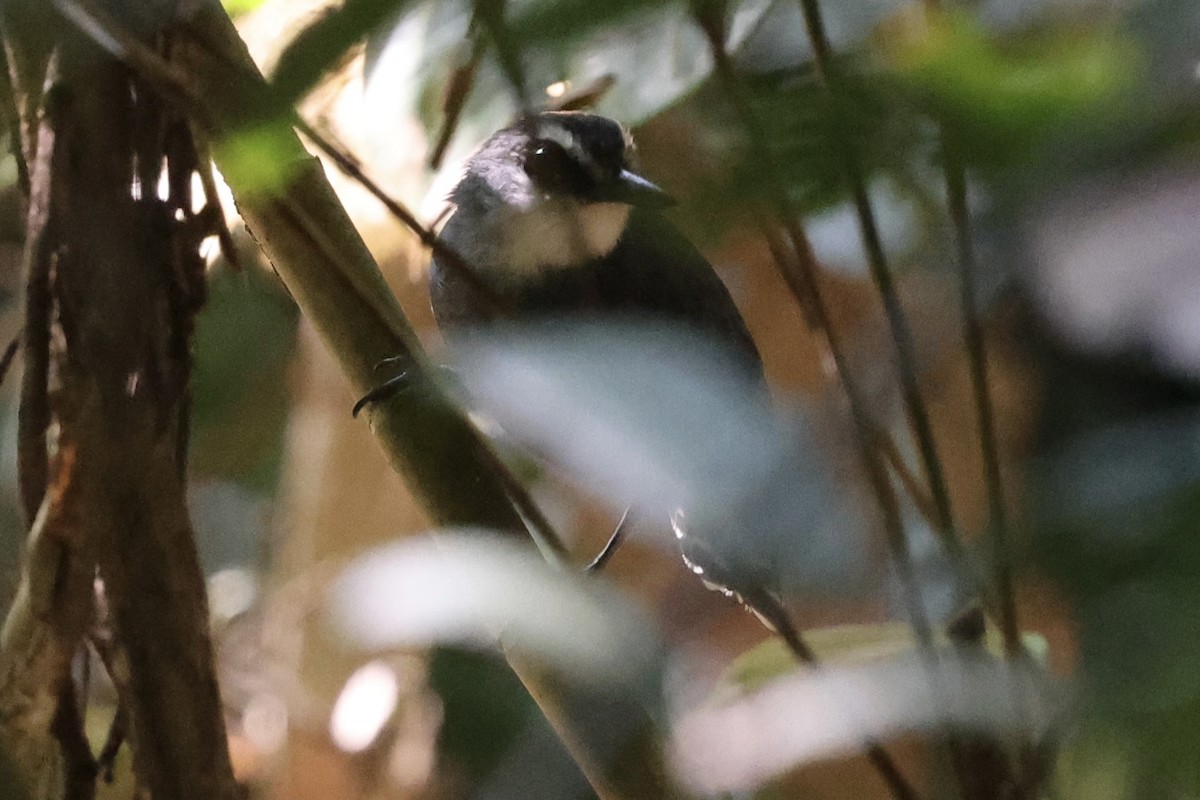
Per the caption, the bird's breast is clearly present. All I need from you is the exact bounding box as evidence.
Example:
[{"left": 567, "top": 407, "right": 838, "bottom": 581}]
[{"left": 498, "top": 201, "right": 631, "bottom": 275}]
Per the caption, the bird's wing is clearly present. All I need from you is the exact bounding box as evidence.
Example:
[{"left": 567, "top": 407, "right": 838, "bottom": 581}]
[{"left": 596, "top": 210, "right": 765, "bottom": 384}]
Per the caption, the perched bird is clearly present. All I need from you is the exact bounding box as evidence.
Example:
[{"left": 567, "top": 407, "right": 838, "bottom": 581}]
[
  {"left": 429, "top": 111, "right": 763, "bottom": 387},
  {"left": 424, "top": 111, "right": 810, "bottom": 622}
]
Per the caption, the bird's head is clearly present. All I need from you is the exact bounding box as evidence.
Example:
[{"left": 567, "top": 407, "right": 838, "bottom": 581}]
[
  {"left": 515, "top": 112, "right": 674, "bottom": 209},
  {"left": 450, "top": 112, "right": 674, "bottom": 273}
]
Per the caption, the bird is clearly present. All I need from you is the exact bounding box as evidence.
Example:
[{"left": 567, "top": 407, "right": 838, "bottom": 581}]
[
  {"left": 427, "top": 111, "right": 763, "bottom": 387},
  {"left": 409, "top": 115, "right": 911, "bottom": 795},
  {"left": 422, "top": 111, "right": 809, "bottom": 609}
]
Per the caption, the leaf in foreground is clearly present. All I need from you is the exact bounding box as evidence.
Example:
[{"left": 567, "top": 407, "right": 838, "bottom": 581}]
[
  {"left": 328, "top": 532, "right": 664, "bottom": 694},
  {"left": 670, "top": 652, "right": 1055, "bottom": 794}
]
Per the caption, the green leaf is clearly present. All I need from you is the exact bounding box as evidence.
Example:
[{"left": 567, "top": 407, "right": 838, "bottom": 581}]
[
  {"left": 890, "top": 14, "right": 1141, "bottom": 167},
  {"left": 512, "top": 0, "right": 667, "bottom": 47},
  {"left": 720, "top": 623, "right": 1049, "bottom": 697},
  {"left": 213, "top": 121, "right": 305, "bottom": 196},
  {"left": 222, "top": 0, "right": 269, "bottom": 16},
  {"left": 329, "top": 533, "right": 665, "bottom": 695},
  {"left": 271, "top": 0, "right": 416, "bottom": 103}
]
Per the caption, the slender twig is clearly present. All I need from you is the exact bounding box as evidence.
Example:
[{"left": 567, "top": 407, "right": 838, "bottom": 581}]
[
  {"left": 916, "top": 3, "right": 1031, "bottom": 795},
  {"left": 0, "top": 336, "right": 19, "bottom": 388},
  {"left": 430, "top": 35, "right": 485, "bottom": 169},
  {"left": 742, "top": 586, "right": 921, "bottom": 800},
  {"left": 797, "top": 3, "right": 1034, "bottom": 798},
  {"left": 471, "top": 0, "right": 531, "bottom": 112},
  {"left": 694, "top": 12, "right": 938, "bottom": 648},
  {"left": 918, "top": 0, "right": 1020, "bottom": 660},
  {"left": 96, "top": 708, "right": 126, "bottom": 783},
  {"left": 695, "top": 14, "right": 928, "bottom": 800},
  {"left": 586, "top": 507, "right": 631, "bottom": 573},
  {"left": 878, "top": 429, "right": 938, "bottom": 524},
  {"left": 295, "top": 120, "right": 513, "bottom": 318},
  {"left": 795, "top": 0, "right": 963, "bottom": 560},
  {"left": 548, "top": 74, "right": 616, "bottom": 112},
  {"left": 941, "top": 144, "right": 1020, "bottom": 656},
  {"left": 51, "top": 667, "right": 98, "bottom": 800},
  {"left": 191, "top": 133, "right": 241, "bottom": 269},
  {"left": 483, "top": 447, "right": 572, "bottom": 567}
]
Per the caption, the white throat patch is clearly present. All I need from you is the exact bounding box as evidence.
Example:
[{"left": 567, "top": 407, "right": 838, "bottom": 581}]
[{"left": 502, "top": 201, "right": 631, "bottom": 274}]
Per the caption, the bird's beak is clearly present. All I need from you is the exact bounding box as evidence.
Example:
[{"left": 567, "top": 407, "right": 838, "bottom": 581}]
[{"left": 591, "top": 169, "right": 677, "bottom": 209}]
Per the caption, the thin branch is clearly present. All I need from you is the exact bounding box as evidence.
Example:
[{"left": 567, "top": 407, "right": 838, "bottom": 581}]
[
  {"left": 471, "top": 0, "right": 530, "bottom": 112},
  {"left": 741, "top": 586, "right": 920, "bottom": 800},
  {"left": 90, "top": 593, "right": 132, "bottom": 787},
  {"left": 795, "top": 3, "right": 1033, "bottom": 798},
  {"left": 918, "top": 3, "right": 1032, "bottom": 793},
  {"left": 15, "top": 53, "right": 56, "bottom": 530},
  {"left": 295, "top": 120, "right": 513, "bottom": 318},
  {"left": 0, "top": 336, "right": 19, "bottom": 388},
  {"left": 191, "top": 130, "right": 241, "bottom": 270},
  {"left": 695, "top": 15, "right": 966, "bottom": 800},
  {"left": 484, "top": 448, "right": 572, "bottom": 567},
  {"left": 941, "top": 145, "right": 1020, "bottom": 656},
  {"left": 429, "top": 34, "right": 485, "bottom": 169},
  {"left": 694, "top": 11, "right": 938, "bottom": 645},
  {"left": 585, "top": 507, "right": 631, "bottom": 573},
  {"left": 794, "top": 0, "right": 963, "bottom": 559}
]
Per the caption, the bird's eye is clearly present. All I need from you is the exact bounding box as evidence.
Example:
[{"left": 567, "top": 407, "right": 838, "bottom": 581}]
[{"left": 523, "top": 139, "right": 589, "bottom": 193}]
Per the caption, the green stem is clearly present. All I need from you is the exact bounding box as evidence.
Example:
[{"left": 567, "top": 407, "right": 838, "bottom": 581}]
[
  {"left": 795, "top": 0, "right": 963, "bottom": 559},
  {"left": 696, "top": 14, "right": 926, "bottom": 800},
  {"left": 941, "top": 142, "right": 1021, "bottom": 658}
]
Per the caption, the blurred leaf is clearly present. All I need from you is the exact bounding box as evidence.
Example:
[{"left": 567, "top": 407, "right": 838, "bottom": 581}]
[
  {"left": 222, "top": 0, "right": 268, "bottom": 16},
  {"left": 1020, "top": 164, "right": 1200, "bottom": 375},
  {"left": 723, "top": 624, "right": 1051, "bottom": 696},
  {"left": 214, "top": 121, "right": 306, "bottom": 195},
  {"left": 512, "top": 0, "right": 666, "bottom": 46},
  {"left": 890, "top": 14, "right": 1141, "bottom": 167},
  {"left": 363, "top": 0, "right": 776, "bottom": 165},
  {"left": 677, "top": 65, "right": 928, "bottom": 236},
  {"left": 329, "top": 532, "right": 664, "bottom": 694},
  {"left": 452, "top": 323, "right": 866, "bottom": 598},
  {"left": 429, "top": 647, "right": 535, "bottom": 782},
  {"left": 1030, "top": 410, "right": 1200, "bottom": 795},
  {"left": 272, "top": 0, "right": 417, "bottom": 103},
  {"left": 670, "top": 653, "right": 1053, "bottom": 795},
  {"left": 191, "top": 267, "right": 298, "bottom": 491}
]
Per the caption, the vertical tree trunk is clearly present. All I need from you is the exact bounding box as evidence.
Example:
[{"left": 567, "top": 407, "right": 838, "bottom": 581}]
[{"left": 0, "top": 4, "right": 239, "bottom": 798}]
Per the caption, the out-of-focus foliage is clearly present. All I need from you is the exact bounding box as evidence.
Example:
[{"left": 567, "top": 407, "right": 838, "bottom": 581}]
[
  {"left": 889, "top": 14, "right": 1140, "bottom": 168},
  {"left": 1031, "top": 412, "right": 1200, "bottom": 795},
  {"left": 106, "top": 0, "right": 1200, "bottom": 796},
  {"left": 329, "top": 533, "right": 665, "bottom": 693},
  {"left": 721, "top": 623, "right": 1050, "bottom": 696},
  {"left": 224, "top": 0, "right": 270, "bottom": 16},
  {"left": 679, "top": 68, "right": 930, "bottom": 236},
  {"left": 451, "top": 323, "right": 866, "bottom": 599},
  {"left": 970, "top": 2, "right": 1200, "bottom": 796},
  {"left": 191, "top": 266, "right": 298, "bottom": 492},
  {"left": 429, "top": 648, "right": 535, "bottom": 784},
  {"left": 672, "top": 652, "right": 1051, "bottom": 795},
  {"left": 271, "top": 0, "right": 417, "bottom": 102},
  {"left": 213, "top": 121, "right": 308, "bottom": 196}
]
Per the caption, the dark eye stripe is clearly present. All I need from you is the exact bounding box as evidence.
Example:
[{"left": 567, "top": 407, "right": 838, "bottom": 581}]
[{"left": 523, "top": 139, "right": 593, "bottom": 195}]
